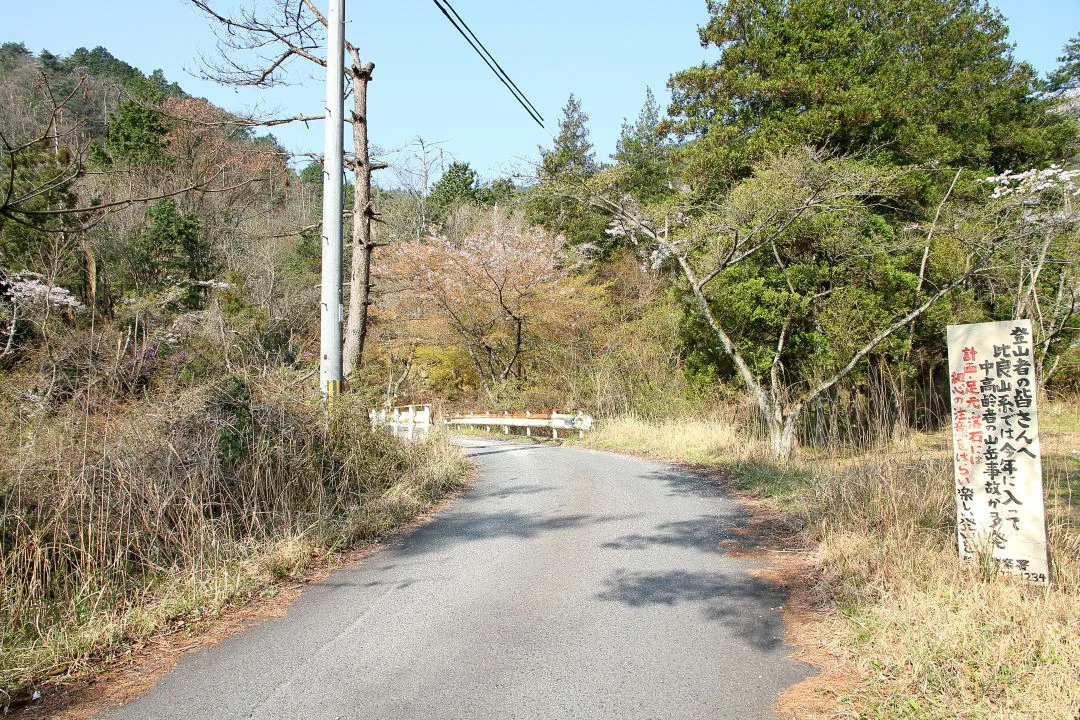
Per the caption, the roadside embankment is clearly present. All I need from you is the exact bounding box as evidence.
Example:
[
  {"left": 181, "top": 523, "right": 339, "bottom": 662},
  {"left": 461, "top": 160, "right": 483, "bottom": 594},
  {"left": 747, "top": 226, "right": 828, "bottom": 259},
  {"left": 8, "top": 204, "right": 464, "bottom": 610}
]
[{"left": 0, "top": 378, "right": 469, "bottom": 710}]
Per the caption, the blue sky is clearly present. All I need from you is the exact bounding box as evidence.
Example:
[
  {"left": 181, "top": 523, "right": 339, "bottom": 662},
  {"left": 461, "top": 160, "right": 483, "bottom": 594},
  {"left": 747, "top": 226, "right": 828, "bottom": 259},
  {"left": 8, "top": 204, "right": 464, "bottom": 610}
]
[{"left": 6, "top": 1, "right": 1080, "bottom": 184}]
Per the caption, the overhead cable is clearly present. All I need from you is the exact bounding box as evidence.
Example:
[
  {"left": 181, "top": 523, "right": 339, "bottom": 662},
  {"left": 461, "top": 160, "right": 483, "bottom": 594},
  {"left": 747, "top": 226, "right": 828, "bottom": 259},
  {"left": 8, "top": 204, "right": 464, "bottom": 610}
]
[
  {"left": 439, "top": 0, "right": 545, "bottom": 124},
  {"left": 430, "top": 0, "right": 545, "bottom": 129}
]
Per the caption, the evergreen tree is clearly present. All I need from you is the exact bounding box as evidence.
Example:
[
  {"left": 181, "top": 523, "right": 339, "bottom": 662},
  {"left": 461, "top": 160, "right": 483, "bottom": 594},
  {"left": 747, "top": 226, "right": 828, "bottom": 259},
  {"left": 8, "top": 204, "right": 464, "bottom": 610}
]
[
  {"left": 0, "top": 42, "right": 31, "bottom": 73},
  {"left": 667, "top": 0, "right": 1078, "bottom": 190},
  {"left": 540, "top": 94, "right": 596, "bottom": 181},
  {"left": 613, "top": 87, "right": 673, "bottom": 204},
  {"left": 429, "top": 161, "right": 481, "bottom": 216},
  {"left": 65, "top": 46, "right": 144, "bottom": 88},
  {"left": 1045, "top": 34, "right": 1080, "bottom": 95},
  {"left": 126, "top": 199, "right": 212, "bottom": 305},
  {"left": 37, "top": 49, "right": 63, "bottom": 76},
  {"left": 478, "top": 177, "right": 516, "bottom": 206},
  {"left": 527, "top": 94, "right": 609, "bottom": 250},
  {"left": 102, "top": 99, "right": 173, "bottom": 168}
]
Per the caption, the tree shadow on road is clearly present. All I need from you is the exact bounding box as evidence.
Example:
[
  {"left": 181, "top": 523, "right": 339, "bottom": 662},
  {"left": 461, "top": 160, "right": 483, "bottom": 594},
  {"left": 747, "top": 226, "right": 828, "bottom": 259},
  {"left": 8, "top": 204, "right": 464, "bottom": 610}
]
[
  {"left": 595, "top": 568, "right": 789, "bottom": 651},
  {"left": 643, "top": 465, "right": 735, "bottom": 499},
  {"left": 396, "top": 509, "right": 640, "bottom": 556},
  {"left": 462, "top": 445, "right": 554, "bottom": 458},
  {"left": 470, "top": 482, "right": 557, "bottom": 500},
  {"left": 601, "top": 514, "right": 745, "bottom": 554}
]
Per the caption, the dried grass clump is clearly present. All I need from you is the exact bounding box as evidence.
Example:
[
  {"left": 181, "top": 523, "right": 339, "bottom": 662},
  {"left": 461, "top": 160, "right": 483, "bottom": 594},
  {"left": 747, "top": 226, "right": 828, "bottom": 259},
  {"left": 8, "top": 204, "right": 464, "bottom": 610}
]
[
  {"left": 818, "top": 531, "right": 1080, "bottom": 719},
  {"left": 0, "top": 377, "right": 468, "bottom": 703}
]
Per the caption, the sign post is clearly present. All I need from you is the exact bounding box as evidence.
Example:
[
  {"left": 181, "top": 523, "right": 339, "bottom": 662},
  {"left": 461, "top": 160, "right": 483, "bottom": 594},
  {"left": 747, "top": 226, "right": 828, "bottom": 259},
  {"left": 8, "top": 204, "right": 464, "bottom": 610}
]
[{"left": 947, "top": 319, "right": 1050, "bottom": 583}]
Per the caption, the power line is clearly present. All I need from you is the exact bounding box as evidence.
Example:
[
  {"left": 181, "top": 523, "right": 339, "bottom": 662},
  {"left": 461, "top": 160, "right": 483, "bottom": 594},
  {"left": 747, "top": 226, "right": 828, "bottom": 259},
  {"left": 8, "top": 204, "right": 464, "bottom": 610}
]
[
  {"left": 430, "top": 0, "right": 545, "bottom": 129},
  {"left": 439, "top": 0, "right": 544, "bottom": 124}
]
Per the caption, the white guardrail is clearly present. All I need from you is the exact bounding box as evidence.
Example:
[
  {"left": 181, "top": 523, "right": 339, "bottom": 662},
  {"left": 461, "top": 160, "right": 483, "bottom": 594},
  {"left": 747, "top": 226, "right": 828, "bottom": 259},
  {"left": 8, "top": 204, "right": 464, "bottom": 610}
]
[
  {"left": 369, "top": 406, "right": 594, "bottom": 439},
  {"left": 369, "top": 405, "right": 433, "bottom": 439},
  {"left": 446, "top": 410, "right": 594, "bottom": 439}
]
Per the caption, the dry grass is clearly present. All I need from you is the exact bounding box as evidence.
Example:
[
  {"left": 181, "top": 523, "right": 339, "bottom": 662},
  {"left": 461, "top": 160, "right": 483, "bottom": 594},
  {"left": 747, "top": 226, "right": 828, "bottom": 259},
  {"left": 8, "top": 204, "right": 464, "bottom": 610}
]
[
  {"left": 820, "top": 534, "right": 1080, "bottom": 719},
  {"left": 585, "top": 400, "right": 1080, "bottom": 720},
  {"left": 0, "top": 377, "right": 468, "bottom": 706},
  {"left": 581, "top": 410, "right": 764, "bottom": 464}
]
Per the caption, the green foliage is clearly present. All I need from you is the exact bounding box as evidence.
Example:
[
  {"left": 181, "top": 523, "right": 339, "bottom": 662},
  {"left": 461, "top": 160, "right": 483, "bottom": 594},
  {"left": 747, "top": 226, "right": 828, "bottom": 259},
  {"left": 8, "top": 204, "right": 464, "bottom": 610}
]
[
  {"left": 1045, "top": 34, "right": 1080, "bottom": 95},
  {"left": 612, "top": 88, "right": 674, "bottom": 204},
  {"left": 0, "top": 42, "right": 32, "bottom": 73},
  {"left": 299, "top": 160, "right": 324, "bottom": 209},
  {"left": 287, "top": 226, "right": 323, "bottom": 278},
  {"left": 527, "top": 94, "right": 611, "bottom": 249},
  {"left": 676, "top": 151, "right": 931, "bottom": 394},
  {"left": 123, "top": 199, "right": 212, "bottom": 303},
  {"left": 667, "top": 0, "right": 1078, "bottom": 190},
  {"left": 100, "top": 99, "right": 172, "bottom": 168},
  {"left": 213, "top": 375, "right": 254, "bottom": 466},
  {"left": 429, "top": 161, "right": 481, "bottom": 216},
  {"left": 64, "top": 46, "right": 144, "bottom": 89},
  {"left": 480, "top": 177, "right": 517, "bottom": 206},
  {"left": 142, "top": 68, "right": 186, "bottom": 100},
  {"left": 414, "top": 345, "right": 478, "bottom": 399},
  {"left": 541, "top": 93, "right": 597, "bottom": 179},
  {"left": 0, "top": 146, "right": 79, "bottom": 272},
  {"left": 427, "top": 163, "right": 518, "bottom": 220}
]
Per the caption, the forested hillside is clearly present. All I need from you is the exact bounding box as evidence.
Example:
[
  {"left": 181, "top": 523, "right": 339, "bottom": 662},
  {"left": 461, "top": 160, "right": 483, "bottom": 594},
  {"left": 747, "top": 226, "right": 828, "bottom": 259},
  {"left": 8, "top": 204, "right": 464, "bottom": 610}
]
[{"left": 2, "top": 0, "right": 1080, "bottom": 713}]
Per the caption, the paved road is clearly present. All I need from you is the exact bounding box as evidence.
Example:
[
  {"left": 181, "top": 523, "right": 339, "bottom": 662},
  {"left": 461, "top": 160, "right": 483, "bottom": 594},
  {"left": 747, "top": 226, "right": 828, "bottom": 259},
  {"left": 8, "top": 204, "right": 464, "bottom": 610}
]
[{"left": 98, "top": 437, "right": 812, "bottom": 719}]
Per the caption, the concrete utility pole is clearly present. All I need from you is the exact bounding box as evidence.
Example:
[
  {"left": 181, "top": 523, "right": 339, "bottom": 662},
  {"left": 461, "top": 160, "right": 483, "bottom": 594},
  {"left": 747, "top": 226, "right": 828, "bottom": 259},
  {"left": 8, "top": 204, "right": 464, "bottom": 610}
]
[{"left": 319, "top": 0, "right": 346, "bottom": 400}]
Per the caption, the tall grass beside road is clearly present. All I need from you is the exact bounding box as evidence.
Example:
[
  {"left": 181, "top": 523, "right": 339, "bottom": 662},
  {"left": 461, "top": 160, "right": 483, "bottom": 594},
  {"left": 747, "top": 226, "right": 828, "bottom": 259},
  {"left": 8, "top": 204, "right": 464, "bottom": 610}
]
[
  {"left": 582, "top": 401, "right": 1080, "bottom": 719},
  {"left": 0, "top": 377, "right": 468, "bottom": 707}
]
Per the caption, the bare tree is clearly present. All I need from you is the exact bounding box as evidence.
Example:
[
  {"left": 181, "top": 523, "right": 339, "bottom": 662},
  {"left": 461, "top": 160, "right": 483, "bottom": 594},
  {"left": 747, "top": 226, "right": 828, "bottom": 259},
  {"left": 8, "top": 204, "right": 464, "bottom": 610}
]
[
  {"left": 384, "top": 136, "right": 445, "bottom": 240},
  {"left": 190, "top": 0, "right": 386, "bottom": 381},
  {"left": 980, "top": 166, "right": 1080, "bottom": 382}
]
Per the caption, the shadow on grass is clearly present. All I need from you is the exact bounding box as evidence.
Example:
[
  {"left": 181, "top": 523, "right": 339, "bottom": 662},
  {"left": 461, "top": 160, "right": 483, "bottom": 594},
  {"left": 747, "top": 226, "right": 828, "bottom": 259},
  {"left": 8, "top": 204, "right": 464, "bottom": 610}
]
[{"left": 729, "top": 461, "right": 811, "bottom": 503}]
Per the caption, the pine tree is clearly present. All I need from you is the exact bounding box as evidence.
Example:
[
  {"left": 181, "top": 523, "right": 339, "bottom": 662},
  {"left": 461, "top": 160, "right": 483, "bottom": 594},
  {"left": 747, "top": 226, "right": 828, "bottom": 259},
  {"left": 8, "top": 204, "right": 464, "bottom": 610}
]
[
  {"left": 1046, "top": 34, "right": 1080, "bottom": 95},
  {"left": 429, "top": 161, "right": 481, "bottom": 217},
  {"left": 527, "top": 94, "right": 609, "bottom": 250},
  {"left": 667, "top": 0, "right": 1078, "bottom": 190},
  {"left": 540, "top": 94, "right": 596, "bottom": 180},
  {"left": 613, "top": 87, "right": 673, "bottom": 204}
]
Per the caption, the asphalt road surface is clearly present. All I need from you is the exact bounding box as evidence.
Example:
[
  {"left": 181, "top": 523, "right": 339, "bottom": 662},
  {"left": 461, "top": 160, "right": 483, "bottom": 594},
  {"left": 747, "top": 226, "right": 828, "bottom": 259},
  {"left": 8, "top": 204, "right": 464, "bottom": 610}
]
[{"left": 98, "top": 437, "right": 812, "bottom": 719}]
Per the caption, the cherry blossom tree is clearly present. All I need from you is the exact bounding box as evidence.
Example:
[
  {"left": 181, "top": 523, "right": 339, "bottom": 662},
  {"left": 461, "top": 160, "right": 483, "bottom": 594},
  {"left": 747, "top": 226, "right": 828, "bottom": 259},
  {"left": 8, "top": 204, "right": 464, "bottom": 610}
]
[{"left": 379, "top": 212, "right": 601, "bottom": 392}]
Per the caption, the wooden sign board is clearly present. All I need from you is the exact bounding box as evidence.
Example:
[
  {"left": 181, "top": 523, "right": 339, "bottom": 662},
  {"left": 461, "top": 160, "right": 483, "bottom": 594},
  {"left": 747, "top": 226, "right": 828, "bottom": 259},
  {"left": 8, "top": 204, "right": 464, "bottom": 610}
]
[{"left": 947, "top": 319, "right": 1049, "bottom": 583}]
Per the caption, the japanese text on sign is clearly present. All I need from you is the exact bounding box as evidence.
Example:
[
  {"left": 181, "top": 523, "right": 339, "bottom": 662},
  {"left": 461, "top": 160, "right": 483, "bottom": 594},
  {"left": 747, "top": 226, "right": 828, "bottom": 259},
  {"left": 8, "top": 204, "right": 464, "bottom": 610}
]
[{"left": 947, "top": 320, "right": 1049, "bottom": 583}]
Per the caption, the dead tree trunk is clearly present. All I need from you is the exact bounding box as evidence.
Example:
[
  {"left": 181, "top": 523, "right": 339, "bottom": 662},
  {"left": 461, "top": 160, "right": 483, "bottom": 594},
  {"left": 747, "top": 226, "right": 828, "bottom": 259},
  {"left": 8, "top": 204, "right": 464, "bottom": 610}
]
[{"left": 343, "top": 58, "right": 387, "bottom": 380}]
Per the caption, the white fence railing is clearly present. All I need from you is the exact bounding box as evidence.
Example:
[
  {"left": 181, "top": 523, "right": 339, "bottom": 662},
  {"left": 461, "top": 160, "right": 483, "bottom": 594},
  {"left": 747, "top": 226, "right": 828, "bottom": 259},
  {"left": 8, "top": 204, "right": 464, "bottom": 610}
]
[
  {"left": 371, "top": 406, "right": 595, "bottom": 439},
  {"left": 445, "top": 410, "right": 594, "bottom": 439},
  {"left": 369, "top": 404, "right": 432, "bottom": 439}
]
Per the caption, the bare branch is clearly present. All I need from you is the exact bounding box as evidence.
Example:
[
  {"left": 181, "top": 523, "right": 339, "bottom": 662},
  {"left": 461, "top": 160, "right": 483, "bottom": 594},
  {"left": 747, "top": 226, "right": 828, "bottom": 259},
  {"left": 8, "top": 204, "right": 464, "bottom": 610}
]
[{"left": 190, "top": 0, "right": 328, "bottom": 88}]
